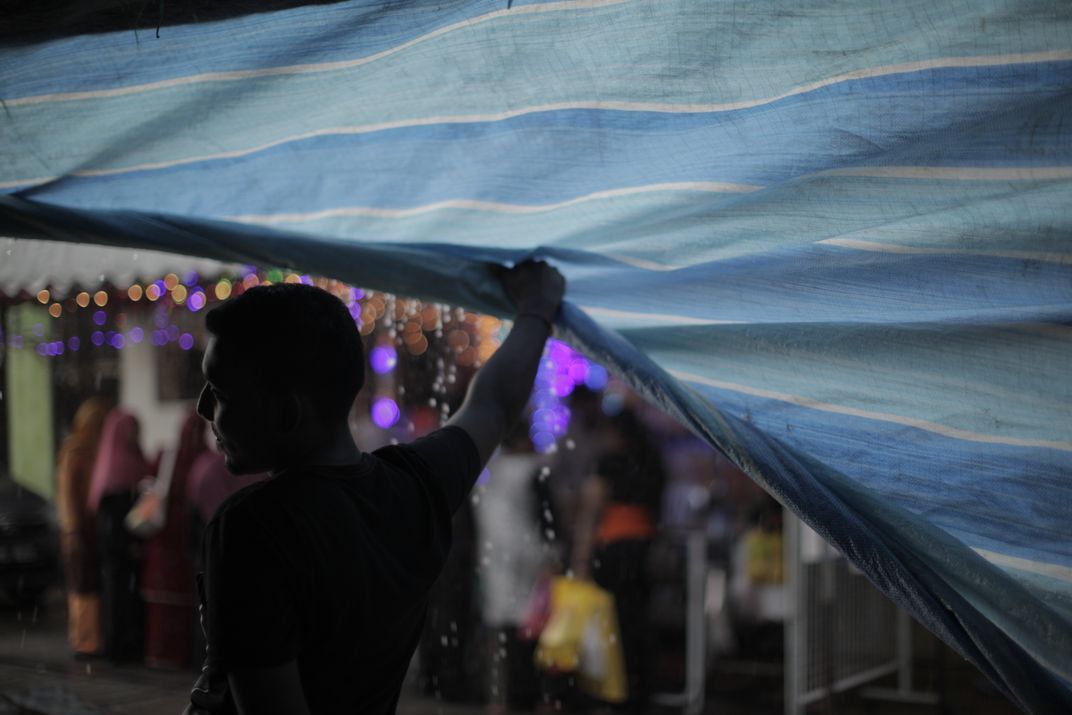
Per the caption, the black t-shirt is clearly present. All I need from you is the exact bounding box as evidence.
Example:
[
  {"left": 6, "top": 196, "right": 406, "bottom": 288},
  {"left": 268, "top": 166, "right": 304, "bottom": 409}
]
[{"left": 201, "top": 426, "right": 480, "bottom": 714}]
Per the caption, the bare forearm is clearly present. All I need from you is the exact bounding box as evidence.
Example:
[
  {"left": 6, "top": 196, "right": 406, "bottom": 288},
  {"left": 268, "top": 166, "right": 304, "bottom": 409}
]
[
  {"left": 465, "top": 314, "right": 551, "bottom": 434},
  {"left": 447, "top": 259, "right": 564, "bottom": 466}
]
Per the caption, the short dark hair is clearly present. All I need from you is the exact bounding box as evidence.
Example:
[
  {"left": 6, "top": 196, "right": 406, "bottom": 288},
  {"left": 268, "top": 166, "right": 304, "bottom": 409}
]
[{"left": 205, "top": 283, "right": 364, "bottom": 423}]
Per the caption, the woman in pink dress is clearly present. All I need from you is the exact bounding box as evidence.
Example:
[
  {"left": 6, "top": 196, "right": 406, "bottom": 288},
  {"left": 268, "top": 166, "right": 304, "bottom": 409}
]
[
  {"left": 142, "top": 409, "right": 206, "bottom": 668},
  {"left": 88, "top": 409, "right": 152, "bottom": 663}
]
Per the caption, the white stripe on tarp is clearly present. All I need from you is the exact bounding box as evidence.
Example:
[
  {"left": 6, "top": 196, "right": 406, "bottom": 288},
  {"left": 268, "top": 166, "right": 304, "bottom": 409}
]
[
  {"left": 669, "top": 368, "right": 1072, "bottom": 452},
  {"left": 580, "top": 304, "right": 741, "bottom": 326},
  {"left": 820, "top": 166, "right": 1072, "bottom": 181},
  {"left": 818, "top": 237, "right": 1072, "bottom": 265},
  {"left": 225, "top": 181, "right": 759, "bottom": 224},
  {"left": 974, "top": 548, "right": 1072, "bottom": 584}
]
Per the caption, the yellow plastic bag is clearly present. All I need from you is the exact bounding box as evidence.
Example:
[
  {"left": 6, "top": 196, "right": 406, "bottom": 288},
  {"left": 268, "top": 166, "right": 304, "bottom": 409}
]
[{"left": 534, "top": 577, "right": 627, "bottom": 703}]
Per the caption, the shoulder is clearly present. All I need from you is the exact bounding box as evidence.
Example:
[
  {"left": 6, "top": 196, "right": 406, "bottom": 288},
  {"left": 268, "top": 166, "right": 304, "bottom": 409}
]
[
  {"left": 205, "top": 477, "right": 284, "bottom": 538},
  {"left": 372, "top": 426, "right": 481, "bottom": 513},
  {"left": 373, "top": 426, "right": 479, "bottom": 474}
]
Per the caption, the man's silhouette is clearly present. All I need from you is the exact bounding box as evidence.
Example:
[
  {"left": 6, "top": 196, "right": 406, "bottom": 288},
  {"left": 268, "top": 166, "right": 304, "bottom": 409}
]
[{"left": 186, "top": 260, "right": 565, "bottom": 715}]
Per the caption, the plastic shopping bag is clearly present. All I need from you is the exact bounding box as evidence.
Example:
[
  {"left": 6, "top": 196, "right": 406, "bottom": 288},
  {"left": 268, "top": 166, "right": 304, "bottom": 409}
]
[{"left": 534, "top": 577, "right": 627, "bottom": 703}]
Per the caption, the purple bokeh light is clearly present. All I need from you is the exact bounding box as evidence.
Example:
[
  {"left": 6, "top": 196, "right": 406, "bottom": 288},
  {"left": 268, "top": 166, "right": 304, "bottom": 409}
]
[
  {"left": 68, "top": 336, "right": 81, "bottom": 351},
  {"left": 568, "top": 358, "right": 589, "bottom": 384},
  {"left": 369, "top": 345, "right": 398, "bottom": 374},
  {"left": 91, "top": 331, "right": 105, "bottom": 347},
  {"left": 36, "top": 342, "right": 48, "bottom": 356},
  {"left": 182, "top": 270, "right": 199, "bottom": 286},
  {"left": 371, "top": 398, "right": 401, "bottom": 429},
  {"left": 585, "top": 364, "right": 609, "bottom": 390},
  {"left": 178, "top": 333, "right": 195, "bottom": 351},
  {"left": 551, "top": 373, "right": 575, "bottom": 398},
  {"left": 530, "top": 430, "right": 556, "bottom": 453},
  {"left": 129, "top": 326, "right": 144, "bottom": 344},
  {"left": 187, "top": 291, "right": 206, "bottom": 312},
  {"left": 92, "top": 310, "right": 107, "bottom": 326},
  {"left": 110, "top": 334, "right": 125, "bottom": 349}
]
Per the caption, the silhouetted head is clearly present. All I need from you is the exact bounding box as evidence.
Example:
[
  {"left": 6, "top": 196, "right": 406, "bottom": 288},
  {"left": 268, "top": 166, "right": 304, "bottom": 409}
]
[{"left": 197, "top": 283, "right": 364, "bottom": 474}]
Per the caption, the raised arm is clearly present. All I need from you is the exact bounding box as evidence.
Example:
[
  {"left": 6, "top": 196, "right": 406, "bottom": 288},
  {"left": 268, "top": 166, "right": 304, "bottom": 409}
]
[{"left": 447, "top": 259, "right": 565, "bottom": 467}]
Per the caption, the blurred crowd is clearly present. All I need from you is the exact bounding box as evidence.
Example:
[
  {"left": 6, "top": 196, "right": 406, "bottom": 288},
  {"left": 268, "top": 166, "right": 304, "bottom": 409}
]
[
  {"left": 54, "top": 398, "right": 262, "bottom": 669},
  {"left": 53, "top": 386, "right": 784, "bottom": 712}
]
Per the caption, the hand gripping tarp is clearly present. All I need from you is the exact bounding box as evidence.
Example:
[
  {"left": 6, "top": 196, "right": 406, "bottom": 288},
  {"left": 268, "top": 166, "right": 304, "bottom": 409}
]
[{"left": 1, "top": 1, "right": 1070, "bottom": 710}]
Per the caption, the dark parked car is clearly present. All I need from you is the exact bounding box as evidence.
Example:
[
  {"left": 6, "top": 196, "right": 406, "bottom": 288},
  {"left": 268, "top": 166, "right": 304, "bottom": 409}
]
[{"left": 0, "top": 479, "right": 59, "bottom": 606}]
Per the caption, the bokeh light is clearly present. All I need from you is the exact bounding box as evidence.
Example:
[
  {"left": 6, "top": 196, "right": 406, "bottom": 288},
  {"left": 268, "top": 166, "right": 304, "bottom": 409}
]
[
  {"left": 371, "top": 398, "right": 401, "bottom": 429},
  {"left": 188, "top": 291, "right": 206, "bottom": 312},
  {"left": 76, "top": 292, "right": 91, "bottom": 308},
  {"left": 215, "top": 280, "right": 233, "bottom": 301},
  {"left": 93, "top": 310, "right": 107, "bottom": 326},
  {"left": 67, "top": 336, "right": 81, "bottom": 351},
  {"left": 36, "top": 289, "right": 50, "bottom": 304},
  {"left": 585, "top": 364, "right": 609, "bottom": 390},
  {"left": 146, "top": 284, "right": 162, "bottom": 301},
  {"left": 128, "top": 284, "right": 144, "bottom": 301},
  {"left": 179, "top": 333, "right": 195, "bottom": 351},
  {"left": 129, "top": 326, "right": 144, "bottom": 344},
  {"left": 110, "top": 333, "right": 125, "bottom": 349},
  {"left": 172, "top": 284, "right": 188, "bottom": 304},
  {"left": 369, "top": 345, "right": 398, "bottom": 374},
  {"left": 48, "top": 303, "right": 62, "bottom": 318},
  {"left": 93, "top": 290, "right": 109, "bottom": 307},
  {"left": 91, "top": 331, "right": 105, "bottom": 347}
]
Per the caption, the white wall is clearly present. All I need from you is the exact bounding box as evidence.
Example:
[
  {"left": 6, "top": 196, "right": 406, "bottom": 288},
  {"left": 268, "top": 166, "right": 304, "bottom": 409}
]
[{"left": 118, "top": 315, "right": 195, "bottom": 459}]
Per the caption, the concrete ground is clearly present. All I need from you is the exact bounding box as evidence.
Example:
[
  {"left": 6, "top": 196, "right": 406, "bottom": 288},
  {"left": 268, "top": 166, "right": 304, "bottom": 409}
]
[
  {"left": 0, "top": 590, "right": 475, "bottom": 715},
  {"left": 0, "top": 589, "right": 1018, "bottom": 715}
]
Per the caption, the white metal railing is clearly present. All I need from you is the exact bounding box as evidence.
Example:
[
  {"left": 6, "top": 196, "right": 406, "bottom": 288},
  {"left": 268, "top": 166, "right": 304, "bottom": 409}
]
[{"left": 784, "top": 511, "right": 934, "bottom": 714}]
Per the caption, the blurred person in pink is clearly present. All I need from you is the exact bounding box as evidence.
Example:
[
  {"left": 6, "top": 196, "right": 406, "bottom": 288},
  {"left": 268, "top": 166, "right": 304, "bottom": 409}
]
[
  {"left": 55, "top": 396, "right": 110, "bottom": 657},
  {"left": 186, "top": 439, "right": 266, "bottom": 668},
  {"left": 88, "top": 409, "right": 151, "bottom": 663},
  {"left": 142, "top": 409, "right": 207, "bottom": 669}
]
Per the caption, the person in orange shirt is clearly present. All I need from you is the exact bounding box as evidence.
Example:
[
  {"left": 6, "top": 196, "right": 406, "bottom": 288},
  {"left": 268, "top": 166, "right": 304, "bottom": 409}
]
[{"left": 571, "top": 406, "right": 665, "bottom": 713}]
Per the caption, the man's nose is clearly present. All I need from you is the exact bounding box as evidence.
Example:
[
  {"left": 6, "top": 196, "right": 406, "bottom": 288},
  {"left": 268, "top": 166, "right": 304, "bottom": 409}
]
[{"left": 196, "top": 384, "right": 214, "bottom": 421}]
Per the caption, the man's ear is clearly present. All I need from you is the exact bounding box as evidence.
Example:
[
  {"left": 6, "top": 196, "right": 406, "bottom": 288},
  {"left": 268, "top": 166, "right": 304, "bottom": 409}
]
[{"left": 278, "top": 392, "right": 304, "bottom": 435}]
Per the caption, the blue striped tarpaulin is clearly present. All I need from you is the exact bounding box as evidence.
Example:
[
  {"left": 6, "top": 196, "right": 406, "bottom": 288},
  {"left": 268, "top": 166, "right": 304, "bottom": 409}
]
[{"left": 2, "top": 1, "right": 1070, "bottom": 711}]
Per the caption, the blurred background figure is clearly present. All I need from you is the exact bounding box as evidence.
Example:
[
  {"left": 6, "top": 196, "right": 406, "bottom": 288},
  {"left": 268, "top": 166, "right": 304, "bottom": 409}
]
[
  {"left": 142, "top": 409, "right": 205, "bottom": 669},
  {"left": 88, "top": 409, "right": 151, "bottom": 664},
  {"left": 729, "top": 495, "right": 786, "bottom": 656},
  {"left": 571, "top": 406, "right": 665, "bottom": 714},
  {"left": 55, "top": 396, "right": 111, "bottom": 657},
  {"left": 551, "top": 387, "right": 603, "bottom": 558},
  {"left": 185, "top": 431, "right": 265, "bottom": 666},
  {"left": 473, "top": 425, "right": 556, "bottom": 714}
]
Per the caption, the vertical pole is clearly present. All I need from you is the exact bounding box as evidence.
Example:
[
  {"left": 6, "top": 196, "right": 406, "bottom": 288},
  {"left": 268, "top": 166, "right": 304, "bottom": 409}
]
[
  {"left": 896, "top": 608, "right": 912, "bottom": 693},
  {"left": 784, "top": 508, "right": 804, "bottom": 715},
  {"left": 684, "top": 529, "right": 707, "bottom": 715}
]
